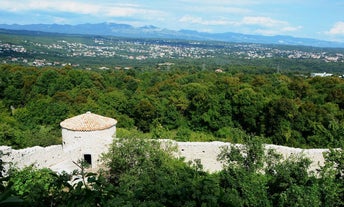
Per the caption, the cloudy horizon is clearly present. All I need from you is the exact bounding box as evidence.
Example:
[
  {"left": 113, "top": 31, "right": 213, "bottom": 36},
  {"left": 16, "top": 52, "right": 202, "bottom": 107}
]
[{"left": 0, "top": 0, "right": 343, "bottom": 42}]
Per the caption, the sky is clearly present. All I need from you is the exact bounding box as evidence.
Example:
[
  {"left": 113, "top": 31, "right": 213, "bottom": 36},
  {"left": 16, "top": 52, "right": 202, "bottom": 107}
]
[{"left": 0, "top": 0, "right": 344, "bottom": 42}]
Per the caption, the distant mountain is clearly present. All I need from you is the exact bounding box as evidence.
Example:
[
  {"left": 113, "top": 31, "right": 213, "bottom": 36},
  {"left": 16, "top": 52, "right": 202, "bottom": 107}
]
[{"left": 0, "top": 22, "right": 343, "bottom": 48}]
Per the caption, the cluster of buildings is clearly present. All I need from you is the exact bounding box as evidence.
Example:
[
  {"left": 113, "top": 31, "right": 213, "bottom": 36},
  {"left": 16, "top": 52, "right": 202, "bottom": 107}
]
[
  {"left": 0, "top": 42, "right": 26, "bottom": 53},
  {"left": 231, "top": 44, "right": 344, "bottom": 62},
  {"left": 58, "top": 39, "right": 215, "bottom": 60},
  {"left": 1, "top": 38, "right": 344, "bottom": 68}
]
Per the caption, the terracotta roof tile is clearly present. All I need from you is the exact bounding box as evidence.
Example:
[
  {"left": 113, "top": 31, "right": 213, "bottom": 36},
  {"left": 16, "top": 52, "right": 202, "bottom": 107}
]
[{"left": 60, "top": 112, "right": 117, "bottom": 131}]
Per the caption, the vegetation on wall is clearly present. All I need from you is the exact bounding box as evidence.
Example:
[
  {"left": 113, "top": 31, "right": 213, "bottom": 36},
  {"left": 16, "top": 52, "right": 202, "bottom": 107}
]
[{"left": 0, "top": 136, "right": 343, "bottom": 206}]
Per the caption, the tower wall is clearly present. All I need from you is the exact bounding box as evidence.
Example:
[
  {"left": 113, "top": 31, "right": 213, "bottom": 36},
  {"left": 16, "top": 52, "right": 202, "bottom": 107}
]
[{"left": 61, "top": 126, "right": 116, "bottom": 168}]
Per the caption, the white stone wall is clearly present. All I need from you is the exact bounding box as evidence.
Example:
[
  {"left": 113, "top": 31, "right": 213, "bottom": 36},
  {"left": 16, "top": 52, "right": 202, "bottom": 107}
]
[
  {"left": 0, "top": 145, "right": 65, "bottom": 171},
  {"left": 1, "top": 140, "right": 329, "bottom": 174},
  {"left": 173, "top": 141, "right": 328, "bottom": 173},
  {"left": 175, "top": 141, "right": 231, "bottom": 172},
  {"left": 0, "top": 126, "right": 115, "bottom": 172},
  {"left": 265, "top": 144, "right": 329, "bottom": 172}
]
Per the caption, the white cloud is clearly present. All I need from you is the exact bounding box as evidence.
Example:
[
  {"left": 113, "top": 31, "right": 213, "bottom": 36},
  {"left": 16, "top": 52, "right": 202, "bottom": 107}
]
[
  {"left": 179, "top": 4, "right": 251, "bottom": 15},
  {"left": 179, "top": 15, "right": 302, "bottom": 34},
  {"left": 104, "top": 7, "right": 142, "bottom": 17},
  {"left": 177, "top": 0, "right": 262, "bottom": 6},
  {"left": 36, "top": 1, "right": 102, "bottom": 14},
  {"left": 179, "top": 15, "right": 234, "bottom": 26},
  {"left": 327, "top": 21, "right": 344, "bottom": 35},
  {"left": 235, "top": 16, "right": 302, "bottom": 36},
  {"left": 254, "top": 26, "right": 302, "bottom": 36},
  {"left": 0, "top": 0, "right": 162, "bottom": 18},
  {"left": 178, "top": 0, "right": 303, "bottom": 5}
]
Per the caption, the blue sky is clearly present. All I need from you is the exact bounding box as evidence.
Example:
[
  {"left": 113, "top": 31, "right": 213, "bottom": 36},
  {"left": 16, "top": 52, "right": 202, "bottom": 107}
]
[{"left": 0, "top": 0, "right": 344, "bottom": 42}]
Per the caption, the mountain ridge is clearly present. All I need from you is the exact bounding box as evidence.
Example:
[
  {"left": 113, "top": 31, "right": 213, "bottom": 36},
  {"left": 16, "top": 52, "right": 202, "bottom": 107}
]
[{"left": 0, "top": 22, "right": 343, "bottom": 48}]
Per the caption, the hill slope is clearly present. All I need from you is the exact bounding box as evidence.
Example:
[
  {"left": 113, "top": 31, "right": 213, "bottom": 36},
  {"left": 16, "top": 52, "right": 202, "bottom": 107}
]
[{"left": 1, "top": 22, "right": 343, "bottom": 48}]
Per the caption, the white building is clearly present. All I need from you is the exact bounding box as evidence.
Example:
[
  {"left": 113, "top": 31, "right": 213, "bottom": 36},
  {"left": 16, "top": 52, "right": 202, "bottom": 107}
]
[
  {"left": 60, "top": 111, "right": 117, "bottom": 169},
  {"left": 1, "top": 112, "right": 117, "bottom": 173},
  {"left": 310, "top": 72, "right": 333, "bottom": 77}
]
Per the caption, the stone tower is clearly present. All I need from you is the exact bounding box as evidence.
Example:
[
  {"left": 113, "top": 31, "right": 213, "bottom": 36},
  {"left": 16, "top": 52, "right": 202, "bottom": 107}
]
[{"left": 60, "top": 112, "right": 117, "bottom": 168}]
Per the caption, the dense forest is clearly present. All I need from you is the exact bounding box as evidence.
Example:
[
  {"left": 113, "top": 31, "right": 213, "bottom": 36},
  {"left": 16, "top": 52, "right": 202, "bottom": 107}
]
[{"left": 0, "top": 64, "right": 344, "bottom": 149}]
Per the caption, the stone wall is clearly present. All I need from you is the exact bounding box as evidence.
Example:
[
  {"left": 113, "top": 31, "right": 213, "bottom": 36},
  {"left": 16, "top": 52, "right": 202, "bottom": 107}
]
[
  {"left": 173, "top": 141, "right": 328, "bottom": 173},
  {"left": 175, "top": 141, "right": 231, "bottom": 172},
  {"left": 0, "top": 145, "right": 66, "bottom": 171},
  {"left": 0, "top": 140, "right": 329, "bottom": 174}
]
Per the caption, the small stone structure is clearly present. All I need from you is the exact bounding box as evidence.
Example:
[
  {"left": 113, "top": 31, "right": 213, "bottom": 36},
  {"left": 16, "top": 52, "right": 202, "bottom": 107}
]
[
  {"left": 60, "top": 111, "right": 117, "bottom": 169},
  {"left": 1, "top": 112, "right": 117, "bottom": 173},
  {"left": 0, "top": 112, "right": 329, "bottom": 173}
]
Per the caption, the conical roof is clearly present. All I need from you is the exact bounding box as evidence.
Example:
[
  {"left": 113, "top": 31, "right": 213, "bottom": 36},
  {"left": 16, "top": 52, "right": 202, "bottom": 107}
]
[{"left": 60, "top": 112, "right": 117, "bottom": 131}]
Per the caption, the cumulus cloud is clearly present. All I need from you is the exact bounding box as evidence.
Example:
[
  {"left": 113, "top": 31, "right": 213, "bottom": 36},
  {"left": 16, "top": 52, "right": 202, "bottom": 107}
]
[{"left": 327, "top": 21, "right": 344, "bottom": 35}]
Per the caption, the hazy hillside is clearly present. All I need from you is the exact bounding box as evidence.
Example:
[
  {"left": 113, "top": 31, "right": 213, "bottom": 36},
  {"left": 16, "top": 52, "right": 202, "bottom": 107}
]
[{"left": 1, "top": 23, "right": 344, "bottom": 48}]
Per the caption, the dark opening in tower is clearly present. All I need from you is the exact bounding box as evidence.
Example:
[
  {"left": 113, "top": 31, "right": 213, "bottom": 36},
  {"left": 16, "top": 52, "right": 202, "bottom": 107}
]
[{"left": 84, "top": 154, "right": 92, "bottom": 165}]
